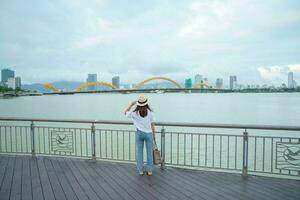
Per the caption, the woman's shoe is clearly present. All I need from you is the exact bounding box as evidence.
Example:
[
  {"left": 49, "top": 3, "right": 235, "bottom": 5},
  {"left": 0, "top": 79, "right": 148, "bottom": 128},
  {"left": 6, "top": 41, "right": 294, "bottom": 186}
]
[
  {"left": 139, "top": 171, "right": 144, "bottom": 176},
  {"left": 147, "top": 171, "right": 152, "bottom": 176}
]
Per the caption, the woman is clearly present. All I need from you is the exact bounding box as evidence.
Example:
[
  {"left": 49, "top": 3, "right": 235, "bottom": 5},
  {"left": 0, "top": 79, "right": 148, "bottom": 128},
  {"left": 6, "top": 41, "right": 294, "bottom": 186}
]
[{"left": 125, "top": 95, "right": 155, "bottom": 176}]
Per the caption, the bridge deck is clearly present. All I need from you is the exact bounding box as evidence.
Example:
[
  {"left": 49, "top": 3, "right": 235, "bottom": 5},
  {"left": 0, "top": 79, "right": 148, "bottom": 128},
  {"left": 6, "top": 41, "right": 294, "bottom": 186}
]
[{"left": 0, "top": 155, "right": 299, "bottom": 200}]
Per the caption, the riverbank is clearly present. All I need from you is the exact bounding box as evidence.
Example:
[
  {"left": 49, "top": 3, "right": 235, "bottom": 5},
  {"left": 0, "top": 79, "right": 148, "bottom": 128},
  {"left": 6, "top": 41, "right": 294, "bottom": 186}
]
[{"left": 0, "top": 91, "right": 43, "bottom": 97}]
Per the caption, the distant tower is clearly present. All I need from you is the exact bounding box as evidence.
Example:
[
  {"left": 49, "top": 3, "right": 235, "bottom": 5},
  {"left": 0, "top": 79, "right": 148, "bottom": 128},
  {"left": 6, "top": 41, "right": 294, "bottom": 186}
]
[
  {"left": 1, "top": 68, "right": 15, "bottom": 84},
  {"left": 293, "top": 80, "right": 297, "bottom": 88},
  {"left": 15, "top": 77, "right": 22, "bottom": 89},
  {"left": 216, "top": 78, "right": 223, "bottom": 89},
  {"left": 86, "top": 74, "right": 97, "bottom": 91},
  {"left": 194, "top": 74, "right": 203, "bottom": 87},
  {"left": 229, "top": 76, "right": 237, "bottom": 90},
  {"left": 185, "top": 78, "right": 192, "bottom": 88},
  {"left": 112, "top": 76, "right": 120, "bottom": 89},
  {"left": 288, "top": 72, "right": 294, "bottom": 88}
]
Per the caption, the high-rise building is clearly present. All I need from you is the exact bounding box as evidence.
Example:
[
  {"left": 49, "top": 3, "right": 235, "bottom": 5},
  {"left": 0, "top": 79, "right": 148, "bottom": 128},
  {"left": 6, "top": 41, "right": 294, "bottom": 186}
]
[
  {"left": 7, "top": 78, "right": 16, "bottom": 89},
  {"left": 1, "top": 68, "right": 15, "bottom": 84},
  {"left": 203, "top": 78, "right": 208, "bottom": 85},
  {"left": 185, "top": 78, "right": 192, "bottom": 88},
  {"left": 229, "top": 76, "right": 237, "bottom": 90},
  {"left": 86, "top": 74, "right": 97, "bottom": 90},
  {"left": 288, "top": 72, "right": 294, "bottom": 88},
  {"left": 216, "top": 78, "right": 223, "bottom": 89},
  {"left": 112, "top": 76, "right": 120, "bottom": 89},
  {"left": 293, "top": 80, "right": 297, "bottom": 88},
  {"left": 15, "top": 77, "right": 21, "bottom": 89},
  {"left": 194, "top": 74, "right": 203, "bottom": 84},
  {"left": 194, "top": 74, "right": 203, "bottom": 88}
]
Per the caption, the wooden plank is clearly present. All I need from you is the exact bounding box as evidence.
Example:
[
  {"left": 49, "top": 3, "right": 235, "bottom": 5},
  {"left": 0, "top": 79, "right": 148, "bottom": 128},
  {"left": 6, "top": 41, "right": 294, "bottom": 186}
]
[
  {"left": 168, "top": 168, "right": 246, "bottom": 200},
  {"left": 0, "top": 156, "right": 16, "bottom": 200},
  {"left": 106, "top": 163, "right": 163, "bottom": 200},
  {"left": 143, "top": 167, "right": 205, "bottom": 200},
  {"left": 244, "top": 175, "right": 300, "bottom": 198},
  {"left": 30, "top": 157, "right": 44, "bottom": 200},
  {"left": 160, "top": 168, "right": 230, "bottom": 200},
  {"left": 37, "top": 157, "right": 55, "bottom": 200},
  {"left": 81, "top": 161, "right": 133, "bottom": 200},
  {"left": 21, "top": 156, "right": 32, "bottom": 200},
  {"left": 63, "top": 158, "right": 100, "bottom": 200},
  {"left": 199, "top": 170, "right": 287, "bottom": 200},
  {"left": 86, "top": 161, "right": 142, "bottom": 200},
  {"left": 50, "top": 158, "right": 78, "bottom": 200},
  {"left": 242, "top": 176, "right": 298, "bottom": 200},
  {"left": 70, "top": 159, "right": 116, "bottom": 200},
  {"left": 0, "top": 155, "right": 299, "bottom": 200},
  {"left": 43, "top": 157, "right": 67, "bottom": 200},
  {"left": 0, "top": 156, "right": 9, "bottom": 189},
  {"left": 175, "top": 169, "right": 258, "bottom": 200},
  {"left": 174, "top": 169, "right": 278, "bottom": 200},
  {"left": 206, "top": 172, "right": 280, "bottom": 200},
  {"left": 118, "top": 164, "right": 192, "bottom": 200},
  {"left": 56, "top": 158, "right": 89, "bottom": 200},
  {"left": 115, "top": 163, "right": 173, "bottom": 200}
]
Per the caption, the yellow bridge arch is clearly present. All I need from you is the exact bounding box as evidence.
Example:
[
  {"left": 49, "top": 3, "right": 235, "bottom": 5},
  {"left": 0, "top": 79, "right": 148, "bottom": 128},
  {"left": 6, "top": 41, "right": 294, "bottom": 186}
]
[
  {"left": 44, "top": 82, "right": 117, "bottom": 92},
  {"left": 44, "top": 83, "right": 60, "bottom": 92},
  {"left": 75, "top": 81, "right": 117, "bottom": 92},
  {"left": 135, "top": 76, "right": 182, "bottom": 89}
]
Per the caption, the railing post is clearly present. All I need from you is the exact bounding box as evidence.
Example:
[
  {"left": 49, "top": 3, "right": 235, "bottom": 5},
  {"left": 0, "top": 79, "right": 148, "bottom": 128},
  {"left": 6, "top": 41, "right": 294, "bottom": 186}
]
[
  {"left": 91, "top": 123, "right": 96, "bottom": 160},
  {"left": 242, "top": 129, "right": 248, "bottom": 177},
  {"left": 30, "top": 121, "right": 36, "bottom": 157},
  {"left": 160, "top": 126, "right": 166, "bottom": 170}
]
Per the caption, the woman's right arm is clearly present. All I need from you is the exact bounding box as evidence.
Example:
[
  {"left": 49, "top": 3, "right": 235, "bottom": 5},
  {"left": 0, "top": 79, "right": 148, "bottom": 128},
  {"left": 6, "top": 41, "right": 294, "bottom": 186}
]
[{"left": 124, "top": 101, "right": 136, "bottom": 115}]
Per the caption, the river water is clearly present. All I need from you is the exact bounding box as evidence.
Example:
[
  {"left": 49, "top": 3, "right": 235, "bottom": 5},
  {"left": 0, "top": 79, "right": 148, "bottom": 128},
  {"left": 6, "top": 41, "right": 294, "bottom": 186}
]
[
  {"left": 1, "top": 92, "right": 300, "bottom": 125},
  {"left": 0, "top": 93, "right": 299, "bottom": 176}
]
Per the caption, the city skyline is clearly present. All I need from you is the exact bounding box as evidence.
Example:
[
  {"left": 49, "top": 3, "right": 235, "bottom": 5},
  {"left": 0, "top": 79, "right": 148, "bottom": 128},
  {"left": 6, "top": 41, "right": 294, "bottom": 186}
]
[
  {"left": 1, "top": 67, "right": 299, "bottom": 90},
  {"left": 1, "top": 0, "right": 300, "bottom": 85}
]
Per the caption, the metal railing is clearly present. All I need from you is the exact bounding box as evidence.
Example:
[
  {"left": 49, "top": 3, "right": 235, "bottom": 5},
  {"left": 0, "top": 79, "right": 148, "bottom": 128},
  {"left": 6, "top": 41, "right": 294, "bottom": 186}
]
[{"left": 0, "top": 117, "right": 299, "bottom": 178}]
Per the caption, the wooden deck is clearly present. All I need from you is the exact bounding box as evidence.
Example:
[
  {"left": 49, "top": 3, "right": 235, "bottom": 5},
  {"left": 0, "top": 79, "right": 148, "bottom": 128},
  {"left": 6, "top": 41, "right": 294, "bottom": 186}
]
[{"left": 0, "top": 155, "right": 299, "bottom": 200}]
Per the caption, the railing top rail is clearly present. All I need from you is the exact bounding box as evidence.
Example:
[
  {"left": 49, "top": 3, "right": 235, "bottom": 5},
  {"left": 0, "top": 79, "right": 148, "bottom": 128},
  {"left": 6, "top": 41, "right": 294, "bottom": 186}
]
[{"left": 1, "top": 117, "right": 300, "bottom": 131}]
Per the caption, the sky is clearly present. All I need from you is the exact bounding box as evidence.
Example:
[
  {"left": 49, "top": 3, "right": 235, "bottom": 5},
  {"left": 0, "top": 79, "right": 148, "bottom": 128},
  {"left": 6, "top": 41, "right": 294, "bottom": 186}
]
[{"left": 0, "top": 0, "right": 300, "bottom": 86}]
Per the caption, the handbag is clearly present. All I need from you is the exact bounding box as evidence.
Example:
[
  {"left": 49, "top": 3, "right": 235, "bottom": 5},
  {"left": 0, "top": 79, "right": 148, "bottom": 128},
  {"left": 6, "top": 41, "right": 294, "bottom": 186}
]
[{"left": 153, "top": 137, "right": 162, "bottom": 165}]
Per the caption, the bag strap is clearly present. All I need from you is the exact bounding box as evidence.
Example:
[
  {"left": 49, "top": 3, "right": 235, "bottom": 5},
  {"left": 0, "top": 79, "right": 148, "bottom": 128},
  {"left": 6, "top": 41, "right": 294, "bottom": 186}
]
[{"left": 153, "top": 135, "right": 158, "bottom": 149}]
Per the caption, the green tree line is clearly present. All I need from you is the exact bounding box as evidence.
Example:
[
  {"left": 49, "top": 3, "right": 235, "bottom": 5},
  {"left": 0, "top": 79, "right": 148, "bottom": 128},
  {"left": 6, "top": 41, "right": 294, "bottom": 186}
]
[{"left": 0, "top": 86, "right": 23, "bottom": 93}]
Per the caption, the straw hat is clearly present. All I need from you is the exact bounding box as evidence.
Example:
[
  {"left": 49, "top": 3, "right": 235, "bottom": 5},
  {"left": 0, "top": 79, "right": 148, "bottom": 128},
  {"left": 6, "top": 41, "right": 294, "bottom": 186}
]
[{"left": 137, "top": 95, "right": 148, "bottom": 106}]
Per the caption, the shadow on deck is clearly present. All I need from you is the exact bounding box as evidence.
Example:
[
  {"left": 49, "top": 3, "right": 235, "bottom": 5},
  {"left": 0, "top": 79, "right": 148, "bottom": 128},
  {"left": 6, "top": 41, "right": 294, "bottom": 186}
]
[{"left": 0, "top": 155, "right": 299, "bottom": 200}]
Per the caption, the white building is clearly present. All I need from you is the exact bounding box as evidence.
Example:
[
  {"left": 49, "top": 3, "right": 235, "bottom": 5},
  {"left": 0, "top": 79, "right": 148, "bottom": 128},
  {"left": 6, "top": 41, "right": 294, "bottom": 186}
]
[{"left": 7, "top": 77, "right": 16, "bottom": 89}]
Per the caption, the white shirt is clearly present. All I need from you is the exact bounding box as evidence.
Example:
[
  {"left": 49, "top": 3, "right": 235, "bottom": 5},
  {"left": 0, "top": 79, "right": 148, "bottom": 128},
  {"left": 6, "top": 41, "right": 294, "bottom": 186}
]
[{"left": 126, "top": 110, "right": 155, "bottom": 133}]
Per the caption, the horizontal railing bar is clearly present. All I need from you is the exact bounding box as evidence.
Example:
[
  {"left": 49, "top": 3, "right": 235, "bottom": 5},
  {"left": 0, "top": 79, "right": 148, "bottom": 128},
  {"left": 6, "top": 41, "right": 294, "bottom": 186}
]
[
  {"left": 1, "top": 117, "right": 300, "bottom": 131},
  {"left": 165, "top": 132, "right": 244, "bottom": 137}
]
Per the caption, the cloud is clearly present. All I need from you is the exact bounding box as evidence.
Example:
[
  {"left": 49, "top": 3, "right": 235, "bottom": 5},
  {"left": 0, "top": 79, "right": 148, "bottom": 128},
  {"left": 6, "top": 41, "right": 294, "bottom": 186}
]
[
  {"left": 1, "top": 0, "right": 300, "bottom": 85},
  {"left": 257, "top": 66, "right": 287, "bottom": 80},
  {"left": 257, "top": 64, "right": 300, "bottom": 83},
  {"left": 288, "top": 64, "right": 300, "bottom": 72}
]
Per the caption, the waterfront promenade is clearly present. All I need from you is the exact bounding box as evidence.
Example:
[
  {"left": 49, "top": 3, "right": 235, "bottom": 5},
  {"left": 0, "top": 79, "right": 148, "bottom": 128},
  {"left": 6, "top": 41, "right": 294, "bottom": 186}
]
[
  {"left": 0, "top": 155, "right": 299, "bottom": 200},
  {"left": 1, "top": 117, "right": 300, "bottom": 199}
]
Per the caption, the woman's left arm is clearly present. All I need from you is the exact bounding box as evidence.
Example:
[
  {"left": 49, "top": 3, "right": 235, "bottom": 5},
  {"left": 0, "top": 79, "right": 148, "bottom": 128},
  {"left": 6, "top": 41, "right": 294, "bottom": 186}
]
[{"left": 124, "top": 101, "right": 136, "bottom": 115}]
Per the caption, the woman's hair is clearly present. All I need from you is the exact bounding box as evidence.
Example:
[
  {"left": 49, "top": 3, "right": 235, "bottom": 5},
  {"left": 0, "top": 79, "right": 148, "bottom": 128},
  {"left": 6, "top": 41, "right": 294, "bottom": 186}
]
[{"left": 133, "top": 104, "right": 152, "bottom": 118}]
